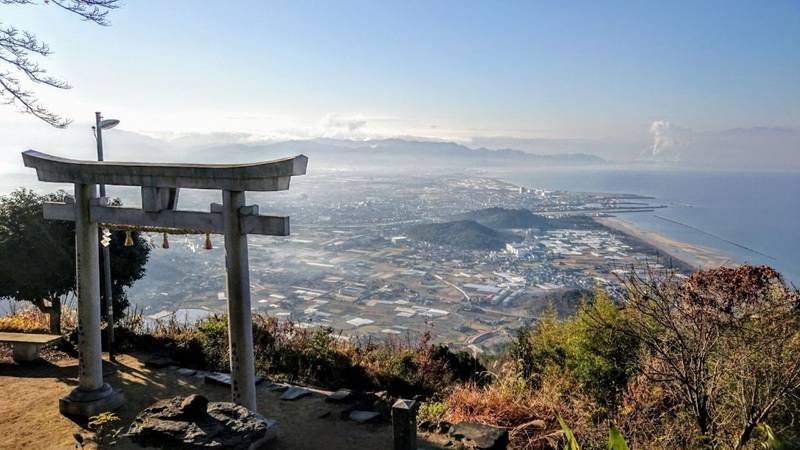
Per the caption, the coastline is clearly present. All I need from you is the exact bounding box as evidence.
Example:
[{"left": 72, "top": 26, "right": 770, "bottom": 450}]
[
  {"left": 596, "top": 216, "right": 732, "bottom": 271},
  {"left": 492, "top": 175, "right": 733, "bottom": 272}
]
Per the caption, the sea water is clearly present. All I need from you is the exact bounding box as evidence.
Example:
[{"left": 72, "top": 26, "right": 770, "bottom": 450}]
[{"left": 498, "top": 167, "right": 800, "bottom": 285}]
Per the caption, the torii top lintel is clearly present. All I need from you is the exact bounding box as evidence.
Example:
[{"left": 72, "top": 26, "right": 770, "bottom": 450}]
[{"left": 22, "top": 150, "right": 308, "bottom": 191}]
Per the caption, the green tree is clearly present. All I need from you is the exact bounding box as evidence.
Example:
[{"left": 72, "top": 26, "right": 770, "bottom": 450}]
[
  {"left": 0, "top": 188, "right": 150, "bottom": 333},
  {"left": 509, "top": 294, "right": 639, "bottom": 411},
  {"left": 567, "top": 292, "right": 639, "bottom": 409}
]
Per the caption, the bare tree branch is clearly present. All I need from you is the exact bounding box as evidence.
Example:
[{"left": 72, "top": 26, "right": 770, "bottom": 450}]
[
  {"left": 619, "top": 265, "right": 800, "bottom": 448},
  {"left": 0, "top": 0, "right": 118, "bottom": 127}
]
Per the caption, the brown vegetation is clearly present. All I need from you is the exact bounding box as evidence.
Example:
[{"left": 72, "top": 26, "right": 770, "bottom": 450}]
[
  {"left": 114, "top": 310, "right": 484, "bottom": 398},
  {"left": 4, "top": 264, "right": 797, "bottom": 449},
  {"left": 438, "top": 265, "right": 800, "bottom": 449}
]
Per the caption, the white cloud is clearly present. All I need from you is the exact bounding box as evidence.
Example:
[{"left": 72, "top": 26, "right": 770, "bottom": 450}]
[{"left": 319, "top": 114, "right": 369, "bottom": 137}]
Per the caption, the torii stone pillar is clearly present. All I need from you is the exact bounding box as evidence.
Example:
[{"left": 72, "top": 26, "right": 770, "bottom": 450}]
[
  {"left": 222, "top": 190, "right": 257, "bottom": 409},
  {"left": 58, "top": 182, "right": 124, "bottom": 416},
  {"left": 23, "top": 150, "right": 307, "bottom": 417}
]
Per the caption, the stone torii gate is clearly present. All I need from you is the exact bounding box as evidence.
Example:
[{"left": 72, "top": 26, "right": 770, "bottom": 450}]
[{"left": 22, "top": 150, "right": 307, "bottom": 417}]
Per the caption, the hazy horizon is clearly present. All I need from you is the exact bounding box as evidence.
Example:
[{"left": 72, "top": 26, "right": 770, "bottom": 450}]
[{"left": 1, "top": 1, "right": 798, "bottom": 172}]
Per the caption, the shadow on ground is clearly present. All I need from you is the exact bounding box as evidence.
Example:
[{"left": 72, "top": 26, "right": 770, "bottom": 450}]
[{"left": 0, "top": 348, "right": 447, "bottom": 449}]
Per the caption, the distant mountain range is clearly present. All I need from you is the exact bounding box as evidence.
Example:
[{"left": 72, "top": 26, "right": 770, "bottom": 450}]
[
  {"left": 158, "top": 137, "right": 605, "bottom": 169},
  {"left": 405, "top": 220, "right": 518, "bottom": 250},
  {"left": 11, "top": 128, "right": 605, "bottom": 171}
]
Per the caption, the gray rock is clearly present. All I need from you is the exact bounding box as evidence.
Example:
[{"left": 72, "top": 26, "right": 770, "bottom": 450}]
[
  {"left": 325, "top": 388, "right": 353, "bottom": 403},
  {"left": 179, "top": 394, "right": 208, "bottom": 418},
  {"left": 269, "top": 382, "right": 290, "bottom": 392},
  {"left": 177, "top": 368, "right": 197, "bottom": 377},
  {"left": 349, "top": 410, "right": 381, "bottom": 423},
  {"left": 280, "top": 386, "right": 311, "bottom": 401},
  {"left": 205, "top": 372, "right": 264, "bottom": 387},
  {"left": 204, "top": 372, "right": 233, "bottom": 386},
  {"left": 126, "top": 396, "right": 277, "bottom": 450},
  {"left": 449, "top": 422, "right": 508, "bottom": 450}
]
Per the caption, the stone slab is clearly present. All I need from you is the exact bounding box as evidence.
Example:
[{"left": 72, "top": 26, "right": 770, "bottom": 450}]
[
  {"left": 349, "top": 410, "right": 381, "bottom": 423},
  {"left": 0, "top": 332, "right": 62, "bottom": 345},
  {"left": 326, "top": 388, "right": 354, "bottom": 403},
  {"left": 449, "top": 422, "right": 509, "bottom": 450},
  {"left": 205, "top": 372, "right": 264, "bottom": 387},
  {"left": 280, "top": 386, "right": 312, "bottom": 401},
  {"left": 177, "top": 368, "right": 197, "bottom": 377}
]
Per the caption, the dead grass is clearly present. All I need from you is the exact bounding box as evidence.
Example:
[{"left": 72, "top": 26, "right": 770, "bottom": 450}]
[
  {"left": 444, "top": 367, "right": 602, "bottom": 450},
  {"left": 0, "top": 304, "right": 76, "bottom": 334},
  {"left": 0, "top": 308, "right": 49, "bottom": 333}
]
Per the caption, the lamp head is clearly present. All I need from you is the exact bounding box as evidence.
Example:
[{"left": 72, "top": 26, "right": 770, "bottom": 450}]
[{"left": 99, "top": 119, "right": 120, "bottom": 130}]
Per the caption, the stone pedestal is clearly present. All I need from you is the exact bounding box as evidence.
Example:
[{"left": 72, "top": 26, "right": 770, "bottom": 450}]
[
  {"left": 392, "top": 399, "right": 418, "bottom": 450},
  {"left": 12, "top": 342, "right": 42, "bottom": 362},
  {"left": 59, "top": 383, "right": 124, "bottom": 417}
]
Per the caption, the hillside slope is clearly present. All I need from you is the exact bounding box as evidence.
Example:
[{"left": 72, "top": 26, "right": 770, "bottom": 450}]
[
  {"left": 406, "top": 220, "right": 516, "bottom": 250},
  {"left": 451, "top": 207, "right": 551, "bottom": 229}
]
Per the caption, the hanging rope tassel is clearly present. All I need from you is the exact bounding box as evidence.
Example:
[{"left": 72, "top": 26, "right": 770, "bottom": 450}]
[
  {"left": 162, "top": 232, "right": 170, "bottom": 249},
  {"left": 204, "top": 233, "right": 213, "bottom": 250},
  {"left": 124, "top": 230, "right": 134, "bottom": 247}
]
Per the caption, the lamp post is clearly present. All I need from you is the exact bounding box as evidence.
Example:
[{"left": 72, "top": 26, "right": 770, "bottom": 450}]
[{"left": 93, "top": 112, "right": 119, "bottom": 361}]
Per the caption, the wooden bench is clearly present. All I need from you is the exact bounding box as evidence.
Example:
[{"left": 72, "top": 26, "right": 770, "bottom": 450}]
[{"left": 0, "top": 332, "right": 62, "bottom": 362}]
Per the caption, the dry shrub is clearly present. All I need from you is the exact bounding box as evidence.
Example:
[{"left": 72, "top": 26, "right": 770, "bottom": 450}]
[
  {"left": 445, "top": 367, "right": 602, "bottom": 450},
  {"left": 0, "top": 308, "right": 49, "bottom": 333},
  {"left": 0, "top": 303, "right": 76, "bottom": 334},
  {"left": 0, "top": 305, "right": 51, "bottom": 333},
  {"left": 113, "top": 310, "right": 481, "bottom": 396},
  {"left": 616, "top": 373, "right": 698, "bottom": 450}
]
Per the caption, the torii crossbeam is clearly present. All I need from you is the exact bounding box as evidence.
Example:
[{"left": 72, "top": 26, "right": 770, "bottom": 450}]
[{"left": 22, "top": 150, "right": 308, "bottom": 416}]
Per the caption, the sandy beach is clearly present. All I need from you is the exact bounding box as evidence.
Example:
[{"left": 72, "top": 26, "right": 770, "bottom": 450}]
[{"left": 596, "top": 216, "right": 732, "bottom": 271}]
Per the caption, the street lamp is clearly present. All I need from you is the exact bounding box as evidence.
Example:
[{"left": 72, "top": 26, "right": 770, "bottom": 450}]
[{"left": 92, "top": 112, "right": 119, "bottom": 361}]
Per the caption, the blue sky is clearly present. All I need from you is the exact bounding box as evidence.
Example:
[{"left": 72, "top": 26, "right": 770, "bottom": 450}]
[{"left": 1, "top": 1, "right": 798, "bottom": 163}]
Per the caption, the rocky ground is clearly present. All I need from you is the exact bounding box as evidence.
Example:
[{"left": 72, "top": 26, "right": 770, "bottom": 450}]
[{"left": 0, "top": 346, "right": 456, "bottom": 450}]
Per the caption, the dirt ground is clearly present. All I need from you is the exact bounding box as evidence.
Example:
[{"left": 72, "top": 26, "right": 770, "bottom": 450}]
[{"left": 0, "top": 346, "right": 445, "bottom": 450}]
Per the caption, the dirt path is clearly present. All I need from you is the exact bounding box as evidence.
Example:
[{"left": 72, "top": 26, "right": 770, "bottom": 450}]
[{"left": 0, "top": 349, "right": 443, "bottom": 450}]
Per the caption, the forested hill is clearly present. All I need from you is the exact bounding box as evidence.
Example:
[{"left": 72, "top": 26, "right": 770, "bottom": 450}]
[
  {"left": 405, "top": 220, "right": 517, "bottom": 250},
  {"left": 451, "top": 207, "right": 552, "bottom": 230}
]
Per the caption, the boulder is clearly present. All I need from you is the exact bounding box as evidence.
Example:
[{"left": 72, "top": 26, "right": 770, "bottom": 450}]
[
  {"left": 179, "top": 394, "right": 208, "bottom": 418},
  {"left": 280, "top": 386, "right": 311, "bottom": 401},
  {"left": 125, "top": 396, "right": 277, "bottom": 450},
  {"left": 449, "top": 422, "right": 508, "bottom": 450},
  {"left": 325, "top": 388, "right": 354, "bottom": 403}
]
